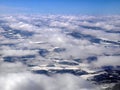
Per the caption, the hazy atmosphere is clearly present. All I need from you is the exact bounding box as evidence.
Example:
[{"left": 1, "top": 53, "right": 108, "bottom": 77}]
[{"left": 0, "top": 0, "right": 120, "bottom": 90}]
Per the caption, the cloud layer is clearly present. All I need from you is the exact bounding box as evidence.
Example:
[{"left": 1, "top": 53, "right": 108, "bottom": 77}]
[{"left": 0, "top": 15, "right": 120, "bottom": 90}]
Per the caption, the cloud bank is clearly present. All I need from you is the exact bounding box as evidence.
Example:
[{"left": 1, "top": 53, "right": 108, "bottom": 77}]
[{"left": 0, "top": 15, "right": 120, "bottom": 90}]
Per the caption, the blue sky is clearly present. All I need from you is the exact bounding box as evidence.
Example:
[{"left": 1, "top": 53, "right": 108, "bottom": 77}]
[{"left": 0, "top": 0, "right": 120, "bottom": 15}]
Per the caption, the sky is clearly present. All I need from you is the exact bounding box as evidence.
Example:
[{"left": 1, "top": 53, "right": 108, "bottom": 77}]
[{"left": 0, "top": 0, "right": 120, "bottom": 15}]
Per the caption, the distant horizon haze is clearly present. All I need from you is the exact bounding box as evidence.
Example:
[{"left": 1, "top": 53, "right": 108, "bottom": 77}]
[{"left": 0, "top": 0, "right": 120, "bottom": 15}]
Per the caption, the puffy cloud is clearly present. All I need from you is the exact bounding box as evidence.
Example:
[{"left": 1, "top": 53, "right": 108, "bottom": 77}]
[
  {"left": 49, "top": 21, "right": 78, "bottom": 30},
  {"left": 80, "top": 28, "right": 120, "bottom": 41},
  {"left": 0, "top": 73, "right": 98, "bottom": 90},
  {"left": 92, "top": 56, "right": 120, "bottom": 67},
  {"left": 9, "top": 21, "right": 37, "bottom": 32},
  {"left": 0, "top": 62, "right": 27, "bottom": 74},
  {"left": 0, "top": 61, "right": 99, "bottom": 90},
  {"left": 0, "top": 14, "right": 119, "bottom": 60},
  {"left": 1, "top": 50, "right": 37, "bottom": 57},
  {"left": 0, "top": 14, "right": 120, "bottom": 90}
]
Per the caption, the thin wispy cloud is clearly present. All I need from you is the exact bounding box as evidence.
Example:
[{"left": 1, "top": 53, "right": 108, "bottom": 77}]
[{"left": 0, "top": 5, "right": 30, "bottom": 14}]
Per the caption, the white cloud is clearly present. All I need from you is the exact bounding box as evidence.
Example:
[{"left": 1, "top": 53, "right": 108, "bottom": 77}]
[
  {"left": 1, "top": 50, "right": 37, "bottom": 57},
  {"left": 0, "top": 61, "right": 99, "bottom": 90},
  {"left": 0, "top": 15, "right": 120, "bottom": 90},
  {"left": 92, "top": 56, "right": 120, "bottom": 67},
  {"left": 9, "top": 22, "right": 36, "bottom": 32},
  {"left": 49, "top": 21, "right": 78, "bottom": 30},
  {"left": 0, "top": 62, "right": 27, "bottom": 74},
  {"left": 0, "top": 73, "right": 98, "bottom": 90}
]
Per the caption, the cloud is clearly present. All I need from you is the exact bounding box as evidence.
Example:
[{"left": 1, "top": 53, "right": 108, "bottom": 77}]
[
  {"left": 1, "top": 50, "right": 37, "bottom": 57},
  {"left": 9, "top": 22, "right": 36, "bottom": 32},
  {"left": 0, "top": 14, "right": 120, "bottom": 90},
  {"left": 92, "top": 56, "right": 120, "bottom": 67},
  {"left": 0, "top": 73, "right": 98, "bottom": 90},
  {"left": 0, "top": 62, "right": 27, "bottom": 74},
  {"left": 0, "top": 61, "right": 99, "bottom": 90},
  {"left": 0, "top": 14, "right": 120, "bottom": 61}
]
